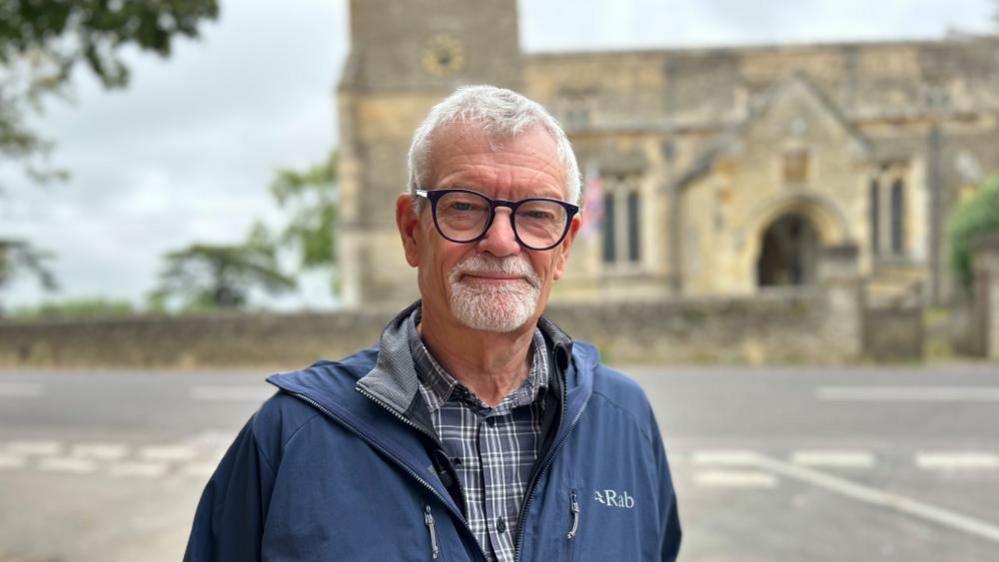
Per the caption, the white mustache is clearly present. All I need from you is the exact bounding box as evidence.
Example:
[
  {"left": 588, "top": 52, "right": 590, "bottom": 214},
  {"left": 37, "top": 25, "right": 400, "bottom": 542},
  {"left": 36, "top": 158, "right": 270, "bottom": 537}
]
[{"left": 450, "top": 256, "right": 541, "bottom": 288}]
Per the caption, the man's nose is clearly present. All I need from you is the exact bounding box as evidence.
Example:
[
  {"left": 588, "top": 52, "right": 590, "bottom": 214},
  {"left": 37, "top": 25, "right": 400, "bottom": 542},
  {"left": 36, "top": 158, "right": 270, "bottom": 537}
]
[{"left": 476, "top": 209, "right": 521, "bottom": 257}]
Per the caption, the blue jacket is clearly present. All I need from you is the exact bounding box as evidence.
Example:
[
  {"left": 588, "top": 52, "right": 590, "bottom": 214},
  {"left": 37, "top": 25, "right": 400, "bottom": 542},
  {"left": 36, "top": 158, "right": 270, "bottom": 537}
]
[{"left": 184, "top": 306, "right": 681, "bottom": 561}]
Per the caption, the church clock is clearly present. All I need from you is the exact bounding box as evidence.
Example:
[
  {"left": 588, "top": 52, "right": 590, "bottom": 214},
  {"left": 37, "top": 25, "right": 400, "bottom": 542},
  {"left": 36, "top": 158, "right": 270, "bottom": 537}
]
[{"left": 421, "top": 33, "right": 466, "bottom": 77}]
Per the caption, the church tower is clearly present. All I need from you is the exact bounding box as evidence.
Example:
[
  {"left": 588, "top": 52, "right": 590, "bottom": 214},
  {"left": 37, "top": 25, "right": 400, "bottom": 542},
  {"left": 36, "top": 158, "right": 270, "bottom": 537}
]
[{"left": 337, "top": 0, "right": 523, "bottom": 308}]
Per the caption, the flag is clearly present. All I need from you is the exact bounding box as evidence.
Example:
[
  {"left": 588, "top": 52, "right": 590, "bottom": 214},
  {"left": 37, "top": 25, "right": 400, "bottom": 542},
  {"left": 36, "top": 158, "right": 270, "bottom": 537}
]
[{"left": 580, "top": 160, "right": 604, "bottom": 238}]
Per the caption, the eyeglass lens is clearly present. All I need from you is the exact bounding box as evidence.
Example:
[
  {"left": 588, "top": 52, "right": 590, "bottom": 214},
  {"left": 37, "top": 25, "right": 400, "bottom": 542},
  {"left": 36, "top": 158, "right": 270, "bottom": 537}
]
[{"left": 435, "top": 191, "right": 568, "bottom": 249}]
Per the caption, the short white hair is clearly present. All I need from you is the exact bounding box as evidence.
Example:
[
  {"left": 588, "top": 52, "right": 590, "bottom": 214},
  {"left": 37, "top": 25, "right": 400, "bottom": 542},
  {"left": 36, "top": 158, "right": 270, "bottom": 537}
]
[{"left": 407, "top": 85, "right": 581, "bottom": 205}]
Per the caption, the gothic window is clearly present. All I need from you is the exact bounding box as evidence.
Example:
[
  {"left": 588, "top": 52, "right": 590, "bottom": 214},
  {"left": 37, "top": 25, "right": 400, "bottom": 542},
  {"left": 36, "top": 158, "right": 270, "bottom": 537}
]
[
  {"left": 890, "top": 179, "right": 905, "bottom": 255},
  {"left": 627, "top": 191, "right": 641, "bottom": 262},
  {"left": 783, "top": 150, "right": 810, "bottom": 185},
  {"left": 602, "top": 192, "right": 616, "bottom": 263},
  {"left": 561, "top": 93, "right": 594, "bottom": 129},
  {"left": 869, "top": 178, "right": 880, "bottom": 255},
  {"left": 566, "top": 107, "right": 591, "bottom": 129},
  {"left": 870, "top": 167, "right": 909, "bottom": 261},
  {"left": 600, "top": 178, "right": 643, "bottom": 268}
]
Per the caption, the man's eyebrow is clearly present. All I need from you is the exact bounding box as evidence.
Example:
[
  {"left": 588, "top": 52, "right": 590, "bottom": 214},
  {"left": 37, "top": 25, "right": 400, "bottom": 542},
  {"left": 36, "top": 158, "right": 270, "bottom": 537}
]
[{"left": 440, "top": 185, "right": 565, "bottom": 200}]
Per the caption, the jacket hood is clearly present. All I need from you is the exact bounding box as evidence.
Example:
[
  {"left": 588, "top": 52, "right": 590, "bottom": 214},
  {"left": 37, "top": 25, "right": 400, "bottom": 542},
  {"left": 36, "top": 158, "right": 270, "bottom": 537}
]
[
  {"left": 268, "top": 302, "right": 597, "bottom": 413},
  {"left": 264, "top": 303, "right": 597, "bottom": 512}
]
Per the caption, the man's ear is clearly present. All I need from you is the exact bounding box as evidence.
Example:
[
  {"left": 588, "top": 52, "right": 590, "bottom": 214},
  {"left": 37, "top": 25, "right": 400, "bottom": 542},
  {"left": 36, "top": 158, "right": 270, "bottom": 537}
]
[
  {"left": 552, "top": 214, "right": 582, "bottom": 280},
  {"left": 397, "top": 193, "right": 422, "bottom": 267}
]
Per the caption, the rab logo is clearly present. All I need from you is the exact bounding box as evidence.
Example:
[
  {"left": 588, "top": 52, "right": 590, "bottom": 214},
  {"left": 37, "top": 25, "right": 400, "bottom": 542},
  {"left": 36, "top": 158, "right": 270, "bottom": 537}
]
[{"left": 593, "top": 489, "right": 635, "bottom": 509}]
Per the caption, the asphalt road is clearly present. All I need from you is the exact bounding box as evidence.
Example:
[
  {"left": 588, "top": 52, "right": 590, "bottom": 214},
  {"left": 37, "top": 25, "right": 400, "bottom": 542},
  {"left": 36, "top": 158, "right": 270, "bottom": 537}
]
[{"left": 1, "top": 363, "right": 997, "bottom": 562}]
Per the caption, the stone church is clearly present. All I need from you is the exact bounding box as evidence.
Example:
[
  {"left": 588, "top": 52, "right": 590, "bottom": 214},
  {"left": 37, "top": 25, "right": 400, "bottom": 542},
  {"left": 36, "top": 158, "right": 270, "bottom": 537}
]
[{"left": 335, "top": 0, "right": 999, "bottom": 309}]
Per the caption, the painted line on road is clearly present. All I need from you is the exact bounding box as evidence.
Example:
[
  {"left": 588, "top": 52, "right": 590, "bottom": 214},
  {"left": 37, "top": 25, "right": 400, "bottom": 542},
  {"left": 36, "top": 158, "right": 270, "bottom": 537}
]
[
  {"left": 109, "top": 461, "right": 168, "bottom": 478},
  {"left": 71, "top": 443, "right": 129, "bottom": 461},
  {"left": 691, "top": 450, "right": 763, "bottom": 466},
  {"left": 3, "top": 440, "right": 62, "bottom": 456},
  {"left": 139, "top": 445, "right": 198, "bottom": 462},
  {"left": 916, "top": 452, "right": 999, "bottom": 471},
  {"left": 191, "top": 386, "right": 274, "bottom": 402},
  {"left": 38, "top": 456, "right": 98, "bottom": 474},
  {"left": 817, "top": 386, "right": 999, "bottom": 402},
  {"left": 791, "top": 450, "right": 875, "bottom": 469},
  {"left": 182, "top": 429, "right": 238, "bottom": 452},
  {"left": 180, "top": 462, "right": 218, "bottom": 479},
  {"left": 0, "top": 382, "right": 44, "bottom": 398},
  {"left": 693, "top": 470, "right": 777, "bottom": 489},
  {"left": 0, "top": 454, "right": 27, "bottom": 469},
  {"left": 753, "top": 454, "right": 999, "bottom": 544}
]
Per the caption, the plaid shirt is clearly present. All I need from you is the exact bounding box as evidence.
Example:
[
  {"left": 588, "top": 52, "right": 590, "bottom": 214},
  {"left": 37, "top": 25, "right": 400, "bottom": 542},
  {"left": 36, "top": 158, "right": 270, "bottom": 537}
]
[{"left": 407, "top": 312, "right": 549, "bottom": 562}]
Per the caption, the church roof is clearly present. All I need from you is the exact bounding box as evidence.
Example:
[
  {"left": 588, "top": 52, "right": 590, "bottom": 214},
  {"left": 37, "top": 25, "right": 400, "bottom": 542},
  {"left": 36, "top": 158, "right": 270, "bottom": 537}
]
[{"left": 674, "top": 71, "right": 872, "bottom": 191}]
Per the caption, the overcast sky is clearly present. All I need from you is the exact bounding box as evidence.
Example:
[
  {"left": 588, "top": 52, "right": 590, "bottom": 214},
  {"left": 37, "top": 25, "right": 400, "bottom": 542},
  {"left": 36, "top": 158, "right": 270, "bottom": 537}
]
[{"left": 1, "top": 0, "right": 995, "bottom": 310}]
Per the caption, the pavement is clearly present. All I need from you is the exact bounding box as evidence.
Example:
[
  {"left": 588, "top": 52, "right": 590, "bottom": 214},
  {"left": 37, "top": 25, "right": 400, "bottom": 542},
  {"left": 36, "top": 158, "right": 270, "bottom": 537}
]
[{"left": 1, "top": 363, "right": 997, "bottom": 561}]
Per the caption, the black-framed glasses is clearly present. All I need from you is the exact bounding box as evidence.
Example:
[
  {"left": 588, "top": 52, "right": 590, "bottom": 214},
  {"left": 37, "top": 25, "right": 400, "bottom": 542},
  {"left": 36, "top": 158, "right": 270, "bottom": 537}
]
[{"left": 415, "top": 188, "right": 579, "bottom": 251}]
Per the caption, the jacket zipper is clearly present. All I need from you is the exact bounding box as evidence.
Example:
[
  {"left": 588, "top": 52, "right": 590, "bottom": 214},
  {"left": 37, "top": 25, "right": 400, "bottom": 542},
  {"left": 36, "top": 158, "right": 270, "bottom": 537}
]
[
  {"left": 513, "top": 359, "right": 586, "bottom": 562},
  {"left": 354, "top": 386, "right": 469, "bottom": 512},
  {"left": 425, "top": 505, "right": 440, "bottom": 560},
  {"left": 305, "top": 389, "right": 487, "bottom": 562},
  {"left": 567, "top": 489, "right": 580, "bottom": 539}
]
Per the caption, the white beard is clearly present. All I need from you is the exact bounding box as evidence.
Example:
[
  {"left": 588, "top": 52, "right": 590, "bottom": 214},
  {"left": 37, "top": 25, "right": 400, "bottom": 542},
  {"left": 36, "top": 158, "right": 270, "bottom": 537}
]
[{"left": 448, "top": 254, "right": 542, "bottom": 332}]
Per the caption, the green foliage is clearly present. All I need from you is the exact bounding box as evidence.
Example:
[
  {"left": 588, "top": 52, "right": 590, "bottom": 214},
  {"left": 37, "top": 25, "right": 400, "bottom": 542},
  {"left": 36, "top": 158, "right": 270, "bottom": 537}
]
[
  {"left": 13, "top": 297, "right": 133, "bottom": 320},
  {"left": 269, "top": 151, "right": 338, "bottom": 291},
  {"left": 150, "top": 224, "right": 295, "bottom": 311},
  {"left": 0, "top": 238, "right": 57, "bottom": 314},
  {"left": 0, "top": 0, "right": 218, "bottom": 181},
  {"left": 947, "top": 174, "right": 999, "bottom": 290}
]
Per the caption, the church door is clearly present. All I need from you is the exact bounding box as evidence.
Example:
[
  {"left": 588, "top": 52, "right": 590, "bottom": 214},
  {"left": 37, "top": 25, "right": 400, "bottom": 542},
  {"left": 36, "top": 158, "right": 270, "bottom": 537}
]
[{"left": 756, "top": 213, "right": 819, "bottom": 287}]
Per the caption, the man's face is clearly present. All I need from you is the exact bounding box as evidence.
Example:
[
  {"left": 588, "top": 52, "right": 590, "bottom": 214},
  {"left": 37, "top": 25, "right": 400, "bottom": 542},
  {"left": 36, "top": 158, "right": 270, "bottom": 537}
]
[{"left": 398, "top": 123, "right": 581, "bottom": 333}]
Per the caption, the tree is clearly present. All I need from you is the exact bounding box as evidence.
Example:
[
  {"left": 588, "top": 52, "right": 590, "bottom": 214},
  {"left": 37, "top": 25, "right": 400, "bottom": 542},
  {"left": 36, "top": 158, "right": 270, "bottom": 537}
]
[
  {"left": 13, "top": 297, "right": 132, "bottom": 320},
  {"left": 948, "top": 174, "right": 999, "bottom": 291},
  {"left": 0, "top": 239, "right": 57, "bottom": 314},
  {"left": 0, "top": 0, "right": 219, "bottom": 181},
  {"left": 268, "top": 151, "right": 338, "bottom": 291},
  {"left": 150, "top": 225, "right": 295, "bottom": 311}
]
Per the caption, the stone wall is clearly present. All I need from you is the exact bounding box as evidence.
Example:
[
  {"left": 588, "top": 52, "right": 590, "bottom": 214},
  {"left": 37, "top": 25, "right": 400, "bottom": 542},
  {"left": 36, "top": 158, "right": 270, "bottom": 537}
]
[
  {"left": 0, "top": 287, "right": 864, "bottom": 369},
  {"left": 969, "top": 233, "right": 999, "bottom": 359},
  {"left": 863, "top": 306, "right": 925, "bottom": 362}
]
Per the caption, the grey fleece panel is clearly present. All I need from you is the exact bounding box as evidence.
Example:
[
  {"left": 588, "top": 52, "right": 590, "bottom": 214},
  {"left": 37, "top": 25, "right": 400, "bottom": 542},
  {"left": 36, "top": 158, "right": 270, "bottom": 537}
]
[
  {"left": 355, "top": 302, "right": 423, "bottom": 416},
  {"left": 356, "top": 301, "right": 575, "bottom": 418}
]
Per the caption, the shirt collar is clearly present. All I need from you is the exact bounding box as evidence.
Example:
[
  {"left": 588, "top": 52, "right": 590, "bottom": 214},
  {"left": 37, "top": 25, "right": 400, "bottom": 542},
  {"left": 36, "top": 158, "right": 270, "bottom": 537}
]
[{"left": 406, "top": 306, "right": 549, "bottom": 414}]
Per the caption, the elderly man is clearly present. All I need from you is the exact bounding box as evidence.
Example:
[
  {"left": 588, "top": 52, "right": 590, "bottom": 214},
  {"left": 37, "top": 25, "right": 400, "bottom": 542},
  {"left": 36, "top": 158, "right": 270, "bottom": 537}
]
[{"left": 185, "top": 85, "right": 681, "bottom": 561}]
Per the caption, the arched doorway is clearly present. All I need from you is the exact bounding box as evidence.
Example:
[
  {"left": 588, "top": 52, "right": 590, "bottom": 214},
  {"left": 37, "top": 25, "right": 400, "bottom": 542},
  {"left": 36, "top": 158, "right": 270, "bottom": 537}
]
[{"left": 756, "top": 213, "right": 820, "bottom": 287}]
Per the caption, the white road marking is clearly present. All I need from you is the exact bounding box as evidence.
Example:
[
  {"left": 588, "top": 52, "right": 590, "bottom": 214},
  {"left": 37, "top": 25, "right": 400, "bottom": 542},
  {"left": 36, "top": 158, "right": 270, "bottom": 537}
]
[
  {"left": 3, "top": 440, "right": 62, "bottom": 456},
  {"left": 691, "top": 450, "right": 762, "bottom": 466},
  {"left": 182, "top": 429, "right": 237, "bottom": 454},
  {"left": 753, "top": 454, "right": 999, "bottom": 544},
  {"left": 180, "top": 462, "right": 219, "bottom": 479},
  {"left": 109, "top": 461, "right": 168, "bottom": 478},
  {"left": 38, "top": 457, "right": 98, "bottom": 474},
  {"left": 191, "top": 386, "right": 274, "bottom": 402},
  {"left": 0, "top": 382, "right": 44, "bottom": 397},
  {"left": 0, "top": 454, "right": 27, "bottom": 469},
  {"left": 694, "top": 470, "right": 778, "bottom": 488},
  {"left": 791, "top": 450, "right": 875, "bottom": 469},
  {"left": 817, "top": 386, "right": 999, "bottom": 402},
  {"left": 916, "top": 452, "right": 999, "bottom": 470},
  {"left": 71, "top": 443, "right": 129, "bottom": 461},
  {"left": 139, "top": 445, "right": 198, "bottom": 462}
]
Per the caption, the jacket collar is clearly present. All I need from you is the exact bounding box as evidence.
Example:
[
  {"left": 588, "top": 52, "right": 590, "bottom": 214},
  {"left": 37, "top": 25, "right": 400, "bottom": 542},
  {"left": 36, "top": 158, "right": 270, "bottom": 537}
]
[
  {"left": 265, "top": 302, "right": 593, "bottom": 518},
  {"left": 354, "top": 302, "right": 424, "bottom": 419},
  {"left": 355, "top": 301, "right": 577, "bottom": 422}
]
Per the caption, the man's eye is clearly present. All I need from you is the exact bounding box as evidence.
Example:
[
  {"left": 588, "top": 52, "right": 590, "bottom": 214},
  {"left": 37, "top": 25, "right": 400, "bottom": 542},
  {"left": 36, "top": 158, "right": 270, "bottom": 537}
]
[
  {"left": 451, "top": 202, "right": 475, "bottom": 211},
  {"left": 524, "top": 210, "right": 555, "bottom": 220}
]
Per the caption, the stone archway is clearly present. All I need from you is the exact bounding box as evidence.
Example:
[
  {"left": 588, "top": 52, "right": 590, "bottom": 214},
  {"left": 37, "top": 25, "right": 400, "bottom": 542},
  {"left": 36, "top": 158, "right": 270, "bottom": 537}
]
[{"left": 756, "top": 213, "right": 820, "bottom": 287}]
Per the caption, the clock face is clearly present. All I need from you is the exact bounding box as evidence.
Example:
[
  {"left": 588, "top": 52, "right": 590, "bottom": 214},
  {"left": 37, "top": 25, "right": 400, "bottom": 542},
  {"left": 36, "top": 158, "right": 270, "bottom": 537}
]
[{"left": 422, "top": 33, "right": 466, "bottom": 78}]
